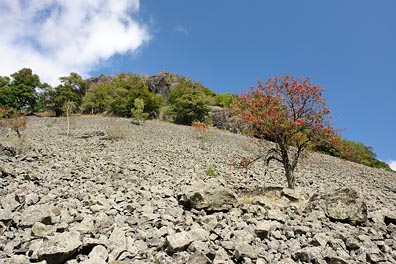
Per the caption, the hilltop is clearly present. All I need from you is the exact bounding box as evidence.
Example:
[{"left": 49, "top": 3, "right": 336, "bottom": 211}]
[{"left": 0, "top": 116, "right": 395, "bottom": 263}]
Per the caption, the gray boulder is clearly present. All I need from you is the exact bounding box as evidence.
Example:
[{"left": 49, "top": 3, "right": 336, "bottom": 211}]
[
  {"left": 305, "top": 188, "right": 367, "bottom": 225},
  {"left": 255, "top": 220, "right": 282, "bottom": 239},
  {"left": 234, "top": 243, "right": 258, "bottom": 260},
  {"left": 166, "top": 231, "right": 193, "bottom": 253},
  {"left": 37, "top": 231, "right": 82, "bottom": 264},
  {"left": 187, "top": 252, "right": 212, "bottom": 264},
  {"left": 32, "top": 222, "right": 56, "bottom": 237},
  {"left": 209, "top": 106, "right": 229, "bottom": 129},
  {"left": 292, "top": 246, "right": 322, "bottom": 263},
  {"left": 178, "top": 184, "right": 238, "bottom": 212},
  {"left": 19, "top": 204, "right": 53, "bottom": 227}
]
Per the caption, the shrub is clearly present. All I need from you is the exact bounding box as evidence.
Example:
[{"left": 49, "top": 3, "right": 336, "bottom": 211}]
[
  {"left": 171, "top": 93, "right": 209, "bottom": 125},
  {"left": 131, "top": 98, "right": 149, "bottom": 124},
  {"left": 192, "top": 121, "right": 210, "bottom": 149},
  {"left": 0, "top": 108, "right": 30, "bottom": 154},
  {"left": 206, "top": 165, "right": 218, "bottom": 177},
  {"left": 105, "top": 122, "right": 128, "bottom": 140},
  {"left": 0, "top": 109, "right": 27, "bottom": 138},
  {"left": 215, "top": 92, "right": 237, "bottom": 107}
]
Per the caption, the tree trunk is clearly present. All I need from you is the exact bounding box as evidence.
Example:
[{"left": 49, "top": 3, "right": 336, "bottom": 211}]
[
  {"left": 285, "top": 167, "right": 295, "bottom": 189},
  {"left": 66, "top": 109, "right": 70, "bottom": 137}
]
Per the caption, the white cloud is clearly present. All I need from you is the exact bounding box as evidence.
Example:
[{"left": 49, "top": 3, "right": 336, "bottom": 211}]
[
  {"left": 175, "top": 24, "right": 190, "bottom": 35},
  {"left": 0, "top": 0, "right": 150, "bottom": 85},
  {"left": 388, "top": 160, "right": 396, "bottom": 171}
]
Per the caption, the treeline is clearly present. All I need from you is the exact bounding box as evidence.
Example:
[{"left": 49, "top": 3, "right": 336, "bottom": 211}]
[
  {"left": 0, "top": 68, "right": 236, "bottom": 123},
  {"left": 0, "top": 68, "right": 392, "bottom": 171}
]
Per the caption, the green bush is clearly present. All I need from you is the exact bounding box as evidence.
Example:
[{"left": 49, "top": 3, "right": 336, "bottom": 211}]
[
  {"left": 206, "top": 165, "right": 218, "bottom": 177},
  {"left": 167, "top": 77, "right": 210, "bottom": 125},
  {"left": 215, "top": 92, "right": 237, "bottom": 107},
  {"left": 131, "top": 98, "right": 149, "bottom": 123},
  {"left": 170, "top": 93, "right": 209, "bottom": 125}
]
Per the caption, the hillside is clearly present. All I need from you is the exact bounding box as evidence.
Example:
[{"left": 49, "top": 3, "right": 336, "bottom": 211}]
[{"left": 0, "top": 116, "right": 396, "bottom": 263}]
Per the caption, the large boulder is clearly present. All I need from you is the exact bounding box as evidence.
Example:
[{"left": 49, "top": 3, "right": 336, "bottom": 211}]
[
  {"left": 37, "top": 231, "right": 82, "bottom": 264},
  {"left": 209, "top": 106, "right": 230, "bottom": 129},
  {"left": 178, "top": 183, "right": 238, "bottom": 212},
  {"left": 19, "top": 204, "right": 54, "bottom": 227},
  {"left": 305, "top": 188, "right": 367, "bottom": 225}
]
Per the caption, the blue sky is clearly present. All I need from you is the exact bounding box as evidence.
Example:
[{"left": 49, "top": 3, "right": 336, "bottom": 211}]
[
  {"left": 0, "top": 1, "right": 395, "bottom": 167},
  {"left": 97, "top": 0, "right": 396, "bottom": 165}
]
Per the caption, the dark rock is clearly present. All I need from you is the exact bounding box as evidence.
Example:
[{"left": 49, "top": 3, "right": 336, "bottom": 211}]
[
  {"left": 209, "top": 106, "right": 230, "bottom": 129},
  {"left": 85, "top": 74, "right": 113, "bottom": 92},
  {"left": 384, "top": 211, "right": 396, "bottom": 226},
  {"left": 0, "top": 143, "right": 16, "bottom": 157},
  {"left": 147, "top": 72, "right": 179, "bottom": 101},
  {"left": 0, "top": 165, "right": 16, "bottom": 178}
]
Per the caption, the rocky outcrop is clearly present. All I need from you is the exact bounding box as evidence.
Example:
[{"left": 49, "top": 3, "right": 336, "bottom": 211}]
[
  {"left": 146, "top": 72, "right": 179, "bottom": 101},
  {"left": 0, "top": 116, "right": 395, "bottom": 263},
  {"left": 85, "top": 74, "right": 113, "bottom": 91}
]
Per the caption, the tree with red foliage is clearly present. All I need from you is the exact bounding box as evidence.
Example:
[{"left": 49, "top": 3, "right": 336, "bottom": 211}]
[{"left": 232, "top": 75, "right": 337, "bottom": 189}]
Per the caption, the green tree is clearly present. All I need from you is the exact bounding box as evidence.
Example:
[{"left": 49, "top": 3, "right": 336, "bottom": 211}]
[
  {"left": 82, "top": 82, "right": 113, "bottom": 114},
  {"left": 83, "top": 73, "right": 163, "bottom": 117},
  {"left": 53, "top": 73, "right": 86, "bottom": 116},
  {"left": 0, "top": 68, "right": 40, "bottom": 112},
  {"left": 167, "top": 77, "right": 210, "bottom": 125},
  {"left": 35, "top": 82, "right": 54, "bottom": 112},
  {"left": 0, "top": 76, "right": 12, "bottom": 110},
  {"left": 340, "top": 140, "right": 392, "bottom": 171}
]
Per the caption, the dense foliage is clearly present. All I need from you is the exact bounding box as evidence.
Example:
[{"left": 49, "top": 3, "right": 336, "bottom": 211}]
[
  {"left": 0, "top": 68, "right": 392, "bottom": 172},
  {"left": 0, "top": 68, "right": 40, "bottom": 113},
  {"left": 166, "top": 77, "right": 211, "bottom": 125},
  {"left": 82, "top": 73, "right": 163, "bottom": 117}
]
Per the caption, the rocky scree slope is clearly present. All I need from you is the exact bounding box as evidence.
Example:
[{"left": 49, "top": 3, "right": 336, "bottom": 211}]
[{"left": 0, "top": 116, "right": 396, "bottom": 264}]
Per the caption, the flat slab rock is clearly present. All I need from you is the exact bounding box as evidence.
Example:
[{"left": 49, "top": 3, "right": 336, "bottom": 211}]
[
  {"left": 37, "top": 231, "right": 82, "bottom": 264},
  {"left": 177, "top": 183, "right": 238, "bottom": 212}
]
